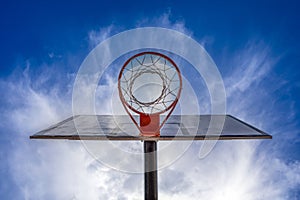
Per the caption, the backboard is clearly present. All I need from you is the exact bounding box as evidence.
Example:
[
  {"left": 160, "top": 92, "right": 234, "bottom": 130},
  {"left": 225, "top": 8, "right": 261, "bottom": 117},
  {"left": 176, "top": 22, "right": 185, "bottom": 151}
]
[{"left": 30, "top": 115, "right": 272, "bottom": 140}]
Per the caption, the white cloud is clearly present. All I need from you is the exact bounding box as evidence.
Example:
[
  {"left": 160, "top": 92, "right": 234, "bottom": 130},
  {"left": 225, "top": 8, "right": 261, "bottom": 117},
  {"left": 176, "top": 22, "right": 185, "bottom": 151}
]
[
  {"left": 88, "top": 25, "right": 117, "bottom": 49},
  {"left": 225, "top": 41, "right": 277, "bottom": 97},
  {"left": 1, "top": 64, "right": 71, "bottom": 133},
  {"left": 158, "top": 141, "right": 300, "bottom": 200},
  {"left": 136, "top": 11, "right": 191, "bottom": 35}
]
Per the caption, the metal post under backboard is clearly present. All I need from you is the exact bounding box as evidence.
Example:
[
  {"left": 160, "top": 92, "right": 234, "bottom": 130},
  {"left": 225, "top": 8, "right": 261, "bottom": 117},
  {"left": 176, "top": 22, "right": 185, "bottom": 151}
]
[{"left": 144, "top": 141, "right": 158, "bottom": 200}]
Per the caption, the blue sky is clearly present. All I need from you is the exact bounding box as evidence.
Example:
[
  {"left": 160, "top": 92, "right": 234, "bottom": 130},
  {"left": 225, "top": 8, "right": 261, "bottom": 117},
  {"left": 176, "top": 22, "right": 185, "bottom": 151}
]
[{"left": 1, "top": 0, "right": 300, "bottom": 199}]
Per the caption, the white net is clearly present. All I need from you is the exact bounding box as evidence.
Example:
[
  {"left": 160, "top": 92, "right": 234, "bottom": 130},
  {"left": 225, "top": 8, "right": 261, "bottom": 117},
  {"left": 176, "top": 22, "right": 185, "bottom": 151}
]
[{"left": 119, "top": 52, "right": 182, "bottom": 114}]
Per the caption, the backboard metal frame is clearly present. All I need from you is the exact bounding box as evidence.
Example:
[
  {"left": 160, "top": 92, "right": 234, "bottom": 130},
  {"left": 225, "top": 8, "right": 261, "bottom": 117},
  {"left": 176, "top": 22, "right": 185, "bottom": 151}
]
[{"left": 30, "top": 115, "right": 272, "bottom": 141}]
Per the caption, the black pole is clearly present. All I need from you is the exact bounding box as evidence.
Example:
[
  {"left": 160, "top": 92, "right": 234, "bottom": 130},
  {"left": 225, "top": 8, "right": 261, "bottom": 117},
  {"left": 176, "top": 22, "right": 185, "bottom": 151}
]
[{"left": 144, "top": 141, "right": 158, "bottom": 200}]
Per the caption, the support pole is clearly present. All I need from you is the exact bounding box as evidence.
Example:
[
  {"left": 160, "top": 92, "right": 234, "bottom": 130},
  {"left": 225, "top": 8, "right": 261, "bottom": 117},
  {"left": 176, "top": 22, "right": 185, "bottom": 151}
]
[{"left": 144, "top": 141, "right": 158, "bottom": 200}]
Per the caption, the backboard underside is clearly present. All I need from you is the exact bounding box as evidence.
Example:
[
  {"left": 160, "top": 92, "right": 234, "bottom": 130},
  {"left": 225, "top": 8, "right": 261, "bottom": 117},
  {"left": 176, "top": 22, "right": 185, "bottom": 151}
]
[{"left": 30, "top": 115, "right": 272, "bottom": 140}]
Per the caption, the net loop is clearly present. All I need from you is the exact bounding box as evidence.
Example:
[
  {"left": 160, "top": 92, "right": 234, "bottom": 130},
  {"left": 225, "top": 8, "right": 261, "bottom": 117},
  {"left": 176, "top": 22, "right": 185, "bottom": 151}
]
[{"left": 118, "top": 52, "right": 182, "bottom": 115}]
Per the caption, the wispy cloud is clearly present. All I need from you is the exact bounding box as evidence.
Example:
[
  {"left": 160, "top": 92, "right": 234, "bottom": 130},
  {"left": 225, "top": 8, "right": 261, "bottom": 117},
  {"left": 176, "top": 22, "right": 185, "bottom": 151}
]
[
  {"left": 225, "top": 41, "right": 276, "bottom": 97},
  {"left": 88, "top": 25, "right": 116, "bottom": 49},
  {"left": 136, "top": 11, "right": 191, "bottom": 35},
  {"left": 0, "top": 64, "right": 71, "bottom": 133},
  {"left": 159, "top": 141, "right": 300, "bottom": 200}
]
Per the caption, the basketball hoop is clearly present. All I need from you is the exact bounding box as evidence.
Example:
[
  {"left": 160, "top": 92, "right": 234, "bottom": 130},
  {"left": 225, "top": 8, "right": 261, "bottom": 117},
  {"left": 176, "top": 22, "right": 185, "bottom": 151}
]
[{"left": 118, "top": 52, "right": 182, "bottom": 137}]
